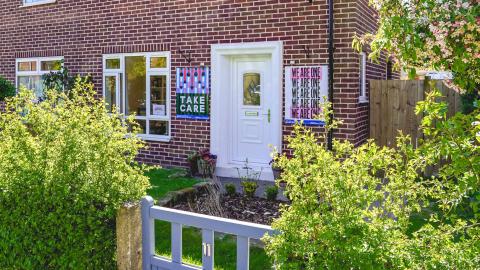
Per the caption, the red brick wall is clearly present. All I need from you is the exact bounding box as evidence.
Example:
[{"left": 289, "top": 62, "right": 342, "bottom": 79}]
[
  {"left": 352, "top": 0, "right": 392, "bottom": 145},
  {"left": 0, "top": 0, "right": 387, "bottom": 167}
]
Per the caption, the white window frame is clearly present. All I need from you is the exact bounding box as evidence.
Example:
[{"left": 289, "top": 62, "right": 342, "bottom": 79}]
[
  {"left": 102, "top": 52, "right": 171, "bottom": 142},
  {"left": 22, "top": 0, "right": 56, "bottom": 7},
  {"left": 16, "top": 56, "right": 64, "bottom": 94},
  {"left": 359, "top": 52, "right": 368, "bottom": 103}
]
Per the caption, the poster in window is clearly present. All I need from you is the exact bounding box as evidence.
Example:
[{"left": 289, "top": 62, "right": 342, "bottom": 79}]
[
  {"left": 175, "top": 67, "right": 210, "bottom": 120},
  {"left": 285, "top": 66, "right": 329, "bottom": 126}
]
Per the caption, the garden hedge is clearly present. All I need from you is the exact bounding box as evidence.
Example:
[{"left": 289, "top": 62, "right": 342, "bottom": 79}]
[
  {"left": 0, "top": 79, "right": 149, "bottom": 269},
  {"left": 0, "top": 76, "right": 15, "bottom": 101}
]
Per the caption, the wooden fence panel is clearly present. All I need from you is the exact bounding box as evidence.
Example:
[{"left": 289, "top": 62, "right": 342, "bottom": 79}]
[{"left": 369, "top": 80, "right": 460, "bottom": 147}]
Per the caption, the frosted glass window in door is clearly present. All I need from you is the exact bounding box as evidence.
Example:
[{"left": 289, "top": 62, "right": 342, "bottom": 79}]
[{"left": 243, "top": 73, "right": 261, "bottom": 106}]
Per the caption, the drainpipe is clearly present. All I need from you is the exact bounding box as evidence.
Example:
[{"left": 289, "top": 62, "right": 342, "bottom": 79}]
[{"left": 327, "top": 0, "right": 335, "bottom": 151}]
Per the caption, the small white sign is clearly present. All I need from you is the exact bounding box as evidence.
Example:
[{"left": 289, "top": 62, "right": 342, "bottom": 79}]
[{"left": 152, "top": 104, "right": 166, "bottom": 116}]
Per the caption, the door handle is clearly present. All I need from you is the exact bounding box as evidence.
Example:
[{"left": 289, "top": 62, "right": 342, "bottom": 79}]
[{"left": 262, "top": 109, "right": 271, "bottom": 123}]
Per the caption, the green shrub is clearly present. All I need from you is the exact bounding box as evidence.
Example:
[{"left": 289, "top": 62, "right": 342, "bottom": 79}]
[
  {"left": 0, "top": 76, "right": 15, "bottom": 101},
  {"left": 225, "top": 183, "right": 236, "bottom": 196},
  {"left": 0, "top": 79, "right": 150, "bottom": 269},
  {"left": 265, "top": 186, "right": 278, "bottom": 201},
  {"left": 241, "top": 181, "right": 258, "bottom": 198},
  {"left": 42, "top": 64, "right": 77, "bottom": 93},
  {"left": 263, "top": 99, "right": 480, "bottom": 269}
]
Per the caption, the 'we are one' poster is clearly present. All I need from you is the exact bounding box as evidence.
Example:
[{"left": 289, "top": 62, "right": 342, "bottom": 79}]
[{"left": 284, "top": 66, "right": 329, "bottom": 126}]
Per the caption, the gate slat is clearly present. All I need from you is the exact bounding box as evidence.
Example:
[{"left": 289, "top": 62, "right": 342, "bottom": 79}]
[
  {"left": 202, "top": 229, "right": 214, "bottom": 270},
  {"left": 236, "top": 236, "right": 250, "bottom": 270},
  {"left": 171, "top": 223, "right": 183, "bottom": 264}
]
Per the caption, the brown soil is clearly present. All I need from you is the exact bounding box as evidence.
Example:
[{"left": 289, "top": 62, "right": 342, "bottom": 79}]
[{"left": 169, "top": 193, "right": 287, "bottom": 225}]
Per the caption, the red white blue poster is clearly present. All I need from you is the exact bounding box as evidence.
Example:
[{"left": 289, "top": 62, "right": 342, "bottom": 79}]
[
  {"left": 285, "top": 66, "right": 328, "bottom": 126},
  {"left": 176, "top": 67, "right": 210, "bottom": 120}
]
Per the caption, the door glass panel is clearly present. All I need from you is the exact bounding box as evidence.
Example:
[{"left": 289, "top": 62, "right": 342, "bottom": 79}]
[
  {"left": 105, "top": 76, "right": 117, "bottom": 113},
  {"left": 18, "top": 75, "right": 43, "bottom": 97},
  {"left": 243, "top": 73, "right": 261, "bottom": 106},
  {"left": 18, "top": 61, "right": 37, "bottom": 72},
  {"left": 106, "top": 58, "right": 120, "bottom": 69},
  {"left": 150, "top": 120, "right": 169, "bottom": 136},
  {"left": 40, "top": 60, "right": 62, "bottom": 71},
  {"left": 125, "top": 56, "right": 146, "bottom": 116},
  {"left": 150, "top": 57, "right": 167, "bottom": 69},
  {"left": 150, "top": 75, "right": 167, "bottom": 116}
]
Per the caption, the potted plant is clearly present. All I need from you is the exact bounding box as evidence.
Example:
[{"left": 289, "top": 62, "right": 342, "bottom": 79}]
[
  {"left": 187, "top": 151, "right": 200, "bottom": 176},
  {"left": 269, "top": 155, "right": 282, "bottom": 180},
  {"left": 197, "top": 149, "right": 217, "bottom": 178}
]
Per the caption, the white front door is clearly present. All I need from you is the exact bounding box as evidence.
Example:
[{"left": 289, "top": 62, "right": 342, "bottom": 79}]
[
  {"left": 230, "top": 56, "right": 279, "bottom": 168},
  {"left": 211, "top": 41, "right": 283, "bottom": 181}
]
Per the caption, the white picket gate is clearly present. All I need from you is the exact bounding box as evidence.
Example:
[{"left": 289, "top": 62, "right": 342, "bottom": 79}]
[{"left": 141, "top": 196, "right": 275, "bottom": 270}]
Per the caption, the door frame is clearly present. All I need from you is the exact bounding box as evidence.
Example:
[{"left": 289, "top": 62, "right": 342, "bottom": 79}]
[{"left": 211, "top": 41, "right": 283, "bottom": 181}]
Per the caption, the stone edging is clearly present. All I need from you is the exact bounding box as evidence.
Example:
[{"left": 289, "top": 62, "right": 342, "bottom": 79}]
[{"left": 157, "top": 181, "right": 211, "bottom": 207}]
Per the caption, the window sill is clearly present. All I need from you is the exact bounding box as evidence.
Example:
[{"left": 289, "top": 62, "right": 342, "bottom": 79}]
[
  {"left": 21, "top": 0, "right": 56, "bottom": 7},
  {"left": 139, "top": 134, "right": 171, "bottom": 143},
  {"left": 358, "top": 97, "right": 369, "bottom": 104}
]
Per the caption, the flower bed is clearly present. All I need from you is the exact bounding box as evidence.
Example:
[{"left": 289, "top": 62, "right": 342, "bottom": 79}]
[{"left": 168, "top": 189, "right": 286, "bottom": 225}]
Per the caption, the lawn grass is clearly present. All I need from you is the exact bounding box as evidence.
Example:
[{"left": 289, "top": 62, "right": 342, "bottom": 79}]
[
  {"left": 144, "top": 167, "right": 273, "bottom": 269},
  {"left": 154, "top": 220, "right": 272, "bottom": 270},
  {"left": 145, "top": 167, "right": 200, "bottom": 200}
]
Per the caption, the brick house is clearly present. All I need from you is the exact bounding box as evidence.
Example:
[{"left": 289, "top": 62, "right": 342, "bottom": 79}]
[{"left": 0, "top": 0, "right": 389, "bottom": 180}]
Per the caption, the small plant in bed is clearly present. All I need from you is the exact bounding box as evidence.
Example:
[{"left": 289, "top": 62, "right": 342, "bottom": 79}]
[
  {"left": 224, "top": 183, "right": 236, "bottom": 196},
  {"left": 236, "top": 159, "right": 262, "bottom": 198},
  {"left": 241, "top": 181, "right": 258, "bottom": 198},
  {"left": 265, "top": 185, "right": 279, "bottom": 201}
]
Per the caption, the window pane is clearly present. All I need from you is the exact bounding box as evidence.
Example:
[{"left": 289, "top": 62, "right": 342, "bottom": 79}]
[
  {"left": 105, "top": 76, "right": 117, "bottom": 112},
  {"left": 150, "top": 57, "right": 167, "bottom": 69},
  {"left": 18, "top": 61, "right": 37, "bottom": 72},
  {"left": 125, "top": 56, "right": 146, "bottom": 116},
  {"left": 150, "top": 75, "right": 167, "bottom": 116},
  {"left": 150, "top": 120, "right": 169, "bottom": 136},
  {"left": 243, "top": 73, "right": 261, "bottom": 106},
  {"left": 106, "top": 58, "right": 120, "bottom": 69},
  {"left": 24, "top": 0, "right": 50, "bottom": 3},
  {"left": 18, "top": 75, "right": 43, "bottom": 97},
  {"left": 41, "top": 60, "right": 62, "bottom": 71},
  {"left": 130, "top": 119, "right": 146, "bottom": 134},
  {"left": 119, "top": 74, "right": 124, "bottom": 113}
]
